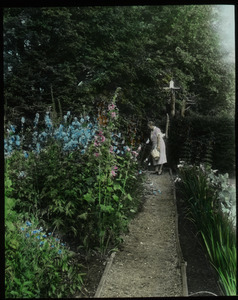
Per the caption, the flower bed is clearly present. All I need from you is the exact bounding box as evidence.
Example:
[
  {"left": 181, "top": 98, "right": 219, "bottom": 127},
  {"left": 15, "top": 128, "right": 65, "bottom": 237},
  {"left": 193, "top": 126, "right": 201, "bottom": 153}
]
[
  {"left": 5, "top": 88, "right": 145, "bottom": 298},
  {"left": 175, "top": 162, "right": 236, "bottom": 295}
]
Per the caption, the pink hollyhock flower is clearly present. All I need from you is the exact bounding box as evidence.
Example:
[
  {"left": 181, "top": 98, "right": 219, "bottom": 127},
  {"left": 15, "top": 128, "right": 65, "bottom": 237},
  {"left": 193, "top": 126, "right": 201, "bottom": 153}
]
[
  {"left": 100, "top": 135, "right": 106, "bottom": 143},
  {"left": 110, "top": 145, "right": 114, "bottom": 153},
  {"left": 94, "top": 152, "right": 100, "bottom": 157},
  {"left": 111, "top": 112, "right": 117, "bottom": 118},
  {"left": 132, "top": 151, "right": 138, "bottom": 157},
  {"left": 111, "top": 170, "right": 116, "bottom": 177},
  {"left": 113, "top": 166, "right": 118, "bottom": 170},
  {"left": 108, "top": 103, "right": 116, "bottom": 111}
]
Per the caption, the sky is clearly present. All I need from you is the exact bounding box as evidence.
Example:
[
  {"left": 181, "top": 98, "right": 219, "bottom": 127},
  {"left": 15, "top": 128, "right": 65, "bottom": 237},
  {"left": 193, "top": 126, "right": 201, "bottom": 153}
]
[{"left": 216, "top": 5, "right": 235, "bottom": 63}]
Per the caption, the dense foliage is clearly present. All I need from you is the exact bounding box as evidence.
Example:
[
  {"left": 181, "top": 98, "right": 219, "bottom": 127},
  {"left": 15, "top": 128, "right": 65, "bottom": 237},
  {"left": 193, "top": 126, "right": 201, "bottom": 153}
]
[
  {"left": 4, "top": 6, "right": 234, "bottom": 121},
  {"left": 4, "top": 6, "right": 235, "bottom": 174},
  {"left": 5, "top": 162, "right": 85, "bottom": 298},
  {"left": 176, "top": 163, "right": 236, "bottom": 296},
  {"left": 168, "top": 113, "right": 235, "bottom": 174}
]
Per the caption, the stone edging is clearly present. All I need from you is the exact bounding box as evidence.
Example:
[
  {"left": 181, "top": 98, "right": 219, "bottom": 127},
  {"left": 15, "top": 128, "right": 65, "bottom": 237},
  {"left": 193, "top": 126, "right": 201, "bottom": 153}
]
[
  {"left": 94, "top": 252, "right": 116, "bottom": 298},
  {"left": 169, "top": 168, "right": 189, "bottom": 297}
]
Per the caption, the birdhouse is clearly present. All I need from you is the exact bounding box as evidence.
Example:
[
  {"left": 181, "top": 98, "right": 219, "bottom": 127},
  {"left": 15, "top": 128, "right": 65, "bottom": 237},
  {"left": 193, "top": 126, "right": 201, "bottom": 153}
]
[{"left": 169, "top": 80, "right": 174, "bottom": 88}]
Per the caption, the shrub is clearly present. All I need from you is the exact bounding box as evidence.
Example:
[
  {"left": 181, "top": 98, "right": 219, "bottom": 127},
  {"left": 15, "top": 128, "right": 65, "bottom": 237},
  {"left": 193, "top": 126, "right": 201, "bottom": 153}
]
[
  {"left": 5, "top": 162, "right": 84, "bottom": 298},
  {"left": 176, "top": 162, "right": 236, "bottom": 295},
  {"left": 5, "top": 219, "right": 85, "bottom": 298},
  {"left": 168, "top": 114, "right": 235, "bottom": 175}
]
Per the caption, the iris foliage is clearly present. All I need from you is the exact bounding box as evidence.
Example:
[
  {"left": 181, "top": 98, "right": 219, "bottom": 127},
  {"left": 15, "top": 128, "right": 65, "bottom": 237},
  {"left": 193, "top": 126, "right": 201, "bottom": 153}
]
[{"left": 176, "top": 162, "right": 236, "bottom": 296}]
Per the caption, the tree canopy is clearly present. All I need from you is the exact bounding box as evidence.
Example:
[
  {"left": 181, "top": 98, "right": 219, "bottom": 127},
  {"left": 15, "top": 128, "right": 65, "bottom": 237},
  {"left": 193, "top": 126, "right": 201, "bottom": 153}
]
[{"left": 4, "top": 6, "right": 235, "bottom": 125}]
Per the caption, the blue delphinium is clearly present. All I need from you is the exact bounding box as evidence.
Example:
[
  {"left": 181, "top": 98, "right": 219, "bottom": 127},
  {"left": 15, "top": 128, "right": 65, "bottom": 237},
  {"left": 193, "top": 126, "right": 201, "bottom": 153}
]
[
  {"left": 15, "top": 135, "right": 21, "bottom": 147},
  {"left": 10, "top": 125, "right": 16, "bottom": 133},
  {"left": 4, "top": 112, "right": 100, "bottom": 157},
  {"left": 33, "top": 113, "right": 40, "bottom": 128},
  {"left": 23, "top": 151, "right": 29, "bottom": 158},
  {"left": 45, "top": 112, "right": 53, "bottom": 131}
]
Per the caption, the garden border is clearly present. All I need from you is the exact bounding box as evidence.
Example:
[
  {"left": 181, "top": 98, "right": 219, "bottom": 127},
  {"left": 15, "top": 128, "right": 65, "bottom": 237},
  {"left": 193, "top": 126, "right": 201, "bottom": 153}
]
[
  {"left": 94, "top": 169, "right": 189, "bottom": 297},
  {"left": 169, "top": 168, "right": 189, "bottom": 297},
  {"left": 94, "top": 251, "right": 116, "bottom": 298}
]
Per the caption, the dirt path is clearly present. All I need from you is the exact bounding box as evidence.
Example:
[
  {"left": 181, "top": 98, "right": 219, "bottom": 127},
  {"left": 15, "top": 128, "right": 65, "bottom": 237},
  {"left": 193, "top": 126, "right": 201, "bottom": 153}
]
[{"left": 96, "top": 170, "right": 184, "bottom": 298}]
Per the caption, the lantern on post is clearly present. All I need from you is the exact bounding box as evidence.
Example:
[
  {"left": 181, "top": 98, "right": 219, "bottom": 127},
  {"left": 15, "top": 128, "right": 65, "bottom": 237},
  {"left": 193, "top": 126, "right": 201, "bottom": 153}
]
[{"left": 163, "top": 79, "right": 180, "bottom": 117}]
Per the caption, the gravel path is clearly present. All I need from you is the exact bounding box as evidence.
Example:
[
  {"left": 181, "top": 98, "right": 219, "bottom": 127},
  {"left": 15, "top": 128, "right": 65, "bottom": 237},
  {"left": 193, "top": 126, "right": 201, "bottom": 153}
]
[{"left": 96, "top": 170, "right": 183, "bottom": 298}]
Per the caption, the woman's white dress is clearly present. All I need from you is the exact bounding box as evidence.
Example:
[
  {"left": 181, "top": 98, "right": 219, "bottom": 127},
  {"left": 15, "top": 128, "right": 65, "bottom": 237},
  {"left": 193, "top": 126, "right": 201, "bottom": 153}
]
[{"left": 150, "top": 126, "right": 167, "bottom": 166}]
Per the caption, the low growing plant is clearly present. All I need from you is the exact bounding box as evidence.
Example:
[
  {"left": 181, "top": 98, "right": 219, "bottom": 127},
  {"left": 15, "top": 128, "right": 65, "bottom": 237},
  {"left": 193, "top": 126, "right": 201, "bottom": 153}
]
[{"left": 5, "top": 216, "right": 85, "bottom": 298}]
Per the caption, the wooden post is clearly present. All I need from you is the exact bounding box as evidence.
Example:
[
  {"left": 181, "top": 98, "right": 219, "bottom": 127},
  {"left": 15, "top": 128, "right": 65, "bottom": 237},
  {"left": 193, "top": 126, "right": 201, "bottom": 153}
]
[
  {"left": 171, "top": 90, "right": 176, "bottom": 117},
  {"left": 181, "top": 99, "right": 186, "bottom": 117},
  {"left": 165, "top": 113, "right": 169, "bottom": 138},
  {"left": 163, "top": 79, "right": 180, "bottom": 117}
]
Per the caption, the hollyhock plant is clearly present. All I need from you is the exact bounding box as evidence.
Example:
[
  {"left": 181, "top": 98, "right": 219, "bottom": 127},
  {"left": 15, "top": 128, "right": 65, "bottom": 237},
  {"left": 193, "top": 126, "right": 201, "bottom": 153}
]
[
  {"left": 111, "top": 170, "right": 116, "bottom": 177},
  {"left": 108, "top": 103, "right": 116, "bottom": 111},
  {"left": 111, "top": 112, "right": 117, "bottom": 118}
]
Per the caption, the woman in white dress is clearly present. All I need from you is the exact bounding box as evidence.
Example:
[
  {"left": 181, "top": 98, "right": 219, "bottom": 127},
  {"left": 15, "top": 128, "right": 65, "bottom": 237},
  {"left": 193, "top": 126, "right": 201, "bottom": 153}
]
[{"left": 148, "top": 121, "right": 167, "bottom": 175}]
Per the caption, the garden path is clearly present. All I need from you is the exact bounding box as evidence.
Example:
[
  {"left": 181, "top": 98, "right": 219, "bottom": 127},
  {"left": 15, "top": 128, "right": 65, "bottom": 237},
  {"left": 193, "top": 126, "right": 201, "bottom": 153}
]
[{"left": 95, "top": 170, "right": 184, "bottom": 298}]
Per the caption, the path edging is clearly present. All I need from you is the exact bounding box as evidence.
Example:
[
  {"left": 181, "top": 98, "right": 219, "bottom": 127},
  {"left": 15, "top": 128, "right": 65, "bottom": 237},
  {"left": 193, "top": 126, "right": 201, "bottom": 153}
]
[
  {"left": 169, "top": 168, "right": 189, "bottom": 297},
  {"left": 94, "top": 251, "right": 116, "bottom": 298}
]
